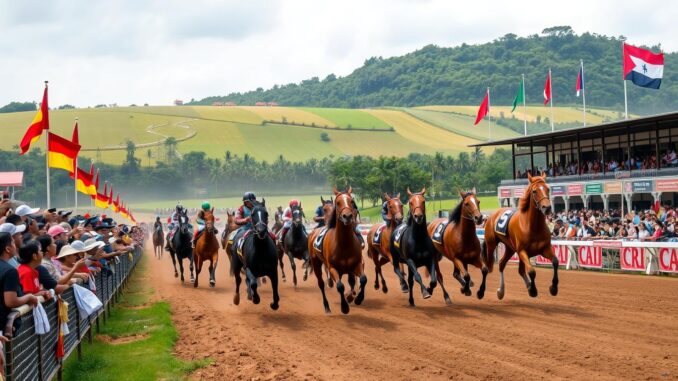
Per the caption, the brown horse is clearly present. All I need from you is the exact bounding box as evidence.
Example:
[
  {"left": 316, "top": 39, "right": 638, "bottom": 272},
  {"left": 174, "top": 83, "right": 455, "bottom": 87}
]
[
  {"left": 366, "top": 193, "right": 407, "bottom": 293},
  {"left": 153, "top": 222, "right": 164, "bottom": 259},
  {"left": 311, "top": 187, "right": 366, "bottom": 314},
  {"left": 428, "top": 190, "right": 485, "bottom": 303},
  {"left": 220, "top": 209, "right": 238, "bottom": 250},
  {"left": 193, "top": 208, "right": 220, "bottom": 288},
  {"left": 307, "top": 196, "right": 335, "bottom": 288},
  {"left": 483, "top": 172, "right": 556, "bottom": 299}
]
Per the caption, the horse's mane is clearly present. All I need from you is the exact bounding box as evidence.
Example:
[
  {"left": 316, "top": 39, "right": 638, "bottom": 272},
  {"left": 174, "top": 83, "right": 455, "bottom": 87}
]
[
  {"left": 328, "top": 205, "right": 338, "bottom": 229},
  {"left": 448, "top": 192, "right": 472, "bottom": 223},
  {"left": 518, "top": 178, "right": 544, "bottom": 212}
]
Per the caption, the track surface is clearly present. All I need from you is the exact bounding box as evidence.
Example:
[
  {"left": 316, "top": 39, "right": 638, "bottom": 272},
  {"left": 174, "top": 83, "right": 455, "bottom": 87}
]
[{"left": 146, "top": 244, "right": 677, "bottom": 380}]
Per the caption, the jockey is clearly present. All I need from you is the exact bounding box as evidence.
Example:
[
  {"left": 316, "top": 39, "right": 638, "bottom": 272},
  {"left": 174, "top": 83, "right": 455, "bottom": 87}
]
[
  {"left": 192, "top": 201, "right": 215, "bottom": 247},
  {"left": 234, "top": 192, "right": 257, "bottom": 232},
  {"left": 165, "top": 203, "right": 185, "bottom": 250},
  {"left": 279, "top": 199, "right": 304, "bottom": 242},
  {"left": 313, "top": 201, "right": 329, "bottom": 228},
  {"left": 154, "top": 216, "right": 162, "bottom": 232}
]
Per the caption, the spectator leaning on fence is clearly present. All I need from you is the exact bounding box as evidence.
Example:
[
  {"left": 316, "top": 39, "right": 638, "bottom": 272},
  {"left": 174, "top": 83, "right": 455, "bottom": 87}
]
[
  {"left": 0, "top": 232, "right": 39, "bottom": 328},
  {"left": 0, "top": 223, "right": 25, "bottom": 268},
  {"left": 36, "top": 234, "right": 87, "bottom": 286},
  {"left": 17, "top": 241, "right": 53, "bottom": 301}
]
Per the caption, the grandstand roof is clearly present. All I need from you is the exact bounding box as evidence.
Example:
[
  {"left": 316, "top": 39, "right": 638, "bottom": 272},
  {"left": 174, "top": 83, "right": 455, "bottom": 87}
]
[
  {"left": 0, "top": 172, "right": 24, "bottom": 187},
  {"left": 470, "top": 111, "right": 678, "bottom": 148}
]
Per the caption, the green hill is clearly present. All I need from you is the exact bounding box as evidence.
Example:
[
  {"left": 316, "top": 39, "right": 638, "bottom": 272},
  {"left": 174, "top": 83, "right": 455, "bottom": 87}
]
[{"left": 191, "top": 27, "right": 678, "bottom": 115}]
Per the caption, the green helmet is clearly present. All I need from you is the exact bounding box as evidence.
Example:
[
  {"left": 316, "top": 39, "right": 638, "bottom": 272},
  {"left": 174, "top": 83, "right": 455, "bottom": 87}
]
[{"left": 201, "top": 201, "right": 211, "bottom": 210}]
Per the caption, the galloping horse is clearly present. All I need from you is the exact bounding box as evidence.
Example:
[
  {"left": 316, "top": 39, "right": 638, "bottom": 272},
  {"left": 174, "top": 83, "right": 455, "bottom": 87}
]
[
  {"left": 193, "top": 208, "right": 219, "bottom": 288},
  {"left": 390, "top": 188, "right": 438, "bottom": 307},
  {"left": 278, "top": 204, "right": 310, "bottom": 287},
  {"left": 168, "top": 209, "right": 194, "bottom": 284},
  {"left": 307, "top": 196, "right": 335, "bottom": 288},
  {"left": 311, "top": 187, "right": 366, "bottom": 314},
  {"left": 428, "top": 190, "right": 485, "bottom": 303},
  {"left": 366, "top": 193, "right": 407, "bottom": 293},
  {"left": 230, "top": 200, "right": 280, "bottom": 310},
  {"left": 220, "top": 209, "right": 238, "bottom": 250},
  {"left": 483, "top": 172, "right": 556, "bottom": 299},
  {"left": 153, "top": 223, "right": 164, "bottom": 259}
]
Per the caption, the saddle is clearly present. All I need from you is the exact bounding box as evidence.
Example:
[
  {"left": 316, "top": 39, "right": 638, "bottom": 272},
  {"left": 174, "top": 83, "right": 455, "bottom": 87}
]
[
  {"left": 372, "top": 225, "right": 386, "bottom": 245},
  {"left": 431, "top": 220, "right": 450, "bottom": 245},
  {"left": 494, "top": 209, "right": 516, "bottom": 236},
  {"left": 312, "top": 227, "right": 329, "bottom": 260}
]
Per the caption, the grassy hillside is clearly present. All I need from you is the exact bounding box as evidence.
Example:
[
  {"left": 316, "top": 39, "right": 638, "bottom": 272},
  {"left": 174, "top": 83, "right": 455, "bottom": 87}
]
[
  {"left": 402, "top": 108, "right": 518, "bottom": 140},
  {"left": 416, "top": 105, "right": 629, "bottom": 124}
]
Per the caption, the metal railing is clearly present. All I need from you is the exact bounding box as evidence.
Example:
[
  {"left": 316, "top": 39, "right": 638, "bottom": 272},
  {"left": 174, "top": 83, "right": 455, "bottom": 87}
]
[{"left": 2, "top": 245, "right": 143, "bottom": 381}]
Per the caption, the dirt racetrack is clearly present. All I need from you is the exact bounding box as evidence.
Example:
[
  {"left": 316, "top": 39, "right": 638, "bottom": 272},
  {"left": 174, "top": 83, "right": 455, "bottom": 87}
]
[{"left": 145, "top": 243, "right": 677, "bottom": 380}]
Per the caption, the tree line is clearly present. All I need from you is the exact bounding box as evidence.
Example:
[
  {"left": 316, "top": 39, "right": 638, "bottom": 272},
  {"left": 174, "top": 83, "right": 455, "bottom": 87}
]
[
  {"left": 2, "top": 143, "right": 510, "bottom": 207},
  {"left": 191, "top": 27, "right": 677, "bottom": 115}
]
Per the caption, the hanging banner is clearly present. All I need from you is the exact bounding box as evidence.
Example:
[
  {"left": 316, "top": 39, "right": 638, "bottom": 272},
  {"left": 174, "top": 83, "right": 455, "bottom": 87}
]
[
  {"left": 499, "top": 188, "right": 512, "bottom": 198},
  {"left": 567, "top": 184, "right": 584, "bottom": 196},
  {"left": 578, "top": 246, "right": 603, "bottom": 268},
  {"left": 551, "top": 185, "right": 566, "bottom": 196},
  {"left": 620, "top": 247, "right": 645, "bottom": 271},
  {"left": 655, "top": 179, "right": 678, "bottom": 192},
  {"left": 585, "top": 183, "right": 603, "bottom": 195},
  {"left": 632, "top": 180, "right": 653, "bottom": 192},
  {"left": 604, "top": 181, "right": 622, "bottom": 194},
  {"left": 658, "top": 247, "right": 678, "bottom": 273}
]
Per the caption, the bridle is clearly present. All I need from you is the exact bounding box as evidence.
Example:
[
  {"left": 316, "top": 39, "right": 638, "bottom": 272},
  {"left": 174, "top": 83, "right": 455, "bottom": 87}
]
[
  {"left": 461, "top": 195, "right": 478, "bottom": 221},
  {"left": 409, "top": 195, "right": 425, "bottom": 219},
  {"left": 530, "top": 181, "right": 550, "bottom": 210},
  {"left": 335, "top": 193, "right": 354, "bottom": 222},
  {"left": 388, "top": 199, "right": 403, "bottom": 221}
]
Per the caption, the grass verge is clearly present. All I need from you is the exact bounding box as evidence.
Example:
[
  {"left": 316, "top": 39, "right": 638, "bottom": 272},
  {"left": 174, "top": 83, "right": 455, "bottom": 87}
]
[{"left": 63, "top": 256, "right": 210, "bottom": 380}]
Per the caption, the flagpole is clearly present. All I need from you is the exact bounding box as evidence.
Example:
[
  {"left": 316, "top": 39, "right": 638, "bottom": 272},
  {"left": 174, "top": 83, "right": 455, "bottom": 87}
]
[
  {"left": 44, "top": 81, "right": 51, "bottom": 209},
  {"left": 522, "top": 74, "right": 527, "bottom": 136},
  {"left": 74, "top": 117, "right": 79, "bottom": 213},
  {"left": 549, "top": 69, "right": 554, "bottom": 132},
  {"left": 622, "top": 41, "right": 629, "bottom": 120},
  {"left": 581, "top": 59, "right": 587, "bottom": 127},
  {"left": 487, "top": 87, "right": 491, "bottom": 141}
]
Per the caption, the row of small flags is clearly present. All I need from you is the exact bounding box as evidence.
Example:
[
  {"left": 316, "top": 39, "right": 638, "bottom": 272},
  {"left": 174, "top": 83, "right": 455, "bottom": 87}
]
[
  {"left": 18, "top": 83, "right": 136, "bottom": 224},
  {"left": 474, "top": 43, "right": 665, "bottom": 134}
]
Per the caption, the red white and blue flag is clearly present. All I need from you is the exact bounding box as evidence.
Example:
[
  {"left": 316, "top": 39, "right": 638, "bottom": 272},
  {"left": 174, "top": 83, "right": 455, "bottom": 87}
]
[
  {"left": 623, "top": 43, "right": 664, "bottom": 89},
  {"left": 575, "top": 65, "right": 584, "bottom": 97}
]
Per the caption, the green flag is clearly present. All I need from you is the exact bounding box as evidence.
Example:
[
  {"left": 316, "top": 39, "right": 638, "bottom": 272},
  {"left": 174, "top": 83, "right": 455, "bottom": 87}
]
[{"left": 511, "top": 80, "right": 524, "bottom": 113}]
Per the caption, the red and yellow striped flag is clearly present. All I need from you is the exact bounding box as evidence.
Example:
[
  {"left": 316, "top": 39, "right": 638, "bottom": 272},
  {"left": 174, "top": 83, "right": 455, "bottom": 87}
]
[
  {"left": 19, "top": 84, "right": 50, "bottom": 154},
  {"left": 95, "top": 182, "right": 109, "bottom": 209},
  {"left": 70, "top": 166, "right": 96, "bottom": 196},
  {"left": 47, "top": 132, "right": 80, "bottom": 173},
  {"left": 112, "top": 194, "right": 120, "bottom": 213}
]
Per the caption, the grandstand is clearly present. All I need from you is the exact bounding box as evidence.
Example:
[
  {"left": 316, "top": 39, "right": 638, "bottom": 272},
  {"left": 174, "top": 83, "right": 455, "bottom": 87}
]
[{"left": 473, "top": 112, "right": 678, "bottom": 212}]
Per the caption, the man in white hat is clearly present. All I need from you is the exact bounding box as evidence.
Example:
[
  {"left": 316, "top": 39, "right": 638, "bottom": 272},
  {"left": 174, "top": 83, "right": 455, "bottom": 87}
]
[
  {"left": 14, "top": 204, "right": 40, "bottom": 223},
  {"left": 0, "top": 223, "right": 26, "bottom": 268}
]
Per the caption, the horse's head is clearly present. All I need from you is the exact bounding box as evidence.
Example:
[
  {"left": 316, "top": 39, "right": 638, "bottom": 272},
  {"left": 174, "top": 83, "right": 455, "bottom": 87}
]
[
  {"left": 203, "top": 208, "right": 215, "bottom": 230},
  {"left": 384, "top": 192, "right": 404, "bottom": 225},
  {"left": 407, "top": 187, "right": 427, "bottom": 225},
  {"left": 333, "top": 186, "right": 354, "bottom": 226},
  {"left": 459, "top": 189, "right": 484, "bottom": 225},
  {"left": 291, "top": 204, "right": 303, "bottom": 227},
  {"left": 251, "top": 199, "right": 269, "bottom": 239},
  {"left": 527, "top": 172, "right": 552, "bottom": 216}
]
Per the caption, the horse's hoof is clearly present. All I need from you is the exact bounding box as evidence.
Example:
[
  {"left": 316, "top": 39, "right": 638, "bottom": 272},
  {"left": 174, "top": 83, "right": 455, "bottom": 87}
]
[
  {"left": 374, "top": 282, "right": 379, "bottom": 290},
  {"left": 355, "top": 292, "right": 365, "bottom": 305},
  {"left": 233, "top": 294, "right": 240, "bottom": 305},
  {"left": 497, "top": 289, "right": 505, "bottom": 300},
  {"left": 253, "top": 293, "right": 261, "bottom": 304},
  {"left": 193, "top": 281, "right": 198, "bottom": 288},
  {"left": 444, "top": 297, "right": 452, "bottom": 305},
  {"left": 303, "top": 274, "right": 308, "bottom": 281},
  {"left": 340, "top": 302, "right": 350, "bottom": 315},
  {"left": 422, "top": 290, "right": 431, "bottom": 299},
  {"left": 270, "top": 302, "right": 279, "bottom": 311},
  {"left": 382, "top": 285, "right": 388, "bottom": 294},
  {"left": 328, "top": 279, "right": 334, "bottom": 288},
  {"left": 174, "top": 273, "right": 178, "bottom": 278},
  {"left": 210, "top": 281, "right": 215, "bottom": 288},
  {"left": 346, "top": 293, "right": 355, "bottom": 304},
  {"left": 409, "top": 300, "right": 416, "bottom": 307},
  {"left": 464, "top": 288, "right": 472, "bottom": 297},
  {"left": 247, "top": 294, "right": 252, "bottom": 301},
  {"left": 401, "top": 284, "right": 409, "bottom": 294},
  {"left": 549, "top": 285, "right": 558, "bottom": 296},
  {"left": 477, "top": 289, "right": 485, "bottom": 300},
  {"left": 324, "top": 308, "right": 331, "bottom": 315},
  {"left": 282, "top": 277, "right": 286, "bottom": 283},
  {"left": 469, "top": 280, "right": 475, "bottom": 287},
  {"left": 529, "top": 287, "right": 538, "bottom": 298}
]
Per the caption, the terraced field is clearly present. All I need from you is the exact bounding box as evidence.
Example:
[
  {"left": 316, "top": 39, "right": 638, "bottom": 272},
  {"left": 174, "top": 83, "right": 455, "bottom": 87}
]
[
  {"left": 417, "top": 105, "right": 625, "bottom": 124},
  {"left": 301, "top": 107, "right": 392, "bottom": 129},
  {"left": 402, "top": 108, "right": 518, "bottom": 140}
]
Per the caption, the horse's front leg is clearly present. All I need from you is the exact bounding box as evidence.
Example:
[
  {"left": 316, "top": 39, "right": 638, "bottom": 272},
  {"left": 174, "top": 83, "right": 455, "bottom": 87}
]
[
  {"left": 391, "top": 254, "right": 409, "bottom": 293},
  {"left": 406, "top": 258, "right": 430, "bottom": 299},
  {"left": 518, "top": 250, "right": 537, "bottom": 297},
  {"left": 427, "top": 256, "right": 438, "bottom": 295},
  {"left": 288, "top": 252, "right": 298, "bottom": 288},
  {"left": 269, "top": 269, "right": 280, "bottom": 310},
  {"left": 170, "top": 252, "right": 178, "bottom": 278},
  {"left": 278, "top": 248, "right": 287, "bottom": 283},
  {"left": 330, "top": 267, "right": 349, "bottom": 315},
  {"left": 452, "top": 257, "right": 471, "bottom": 296},
  {"left": 353, "top": 262, "right": 367, "bottom": 306},
  {"left": 434, "top": 261, "right": 452, "bottom": 305},
  {"left": 246, "top": 268, "right": 260, "bottom": 304},
  {"left": 233, "top": 261, "right": 242, "bottom": 305},
  {"left": 312, "top": 256, "right": 330, "bottom": 313},
  {"left": 542, "top": 246, "right": 559, "bottom": 296},
  {"left": 209, "top": 254, "right": 217, "bottom": 288},
  {"left": 189, "top": 254, "right": 195, "bottom": 284}
]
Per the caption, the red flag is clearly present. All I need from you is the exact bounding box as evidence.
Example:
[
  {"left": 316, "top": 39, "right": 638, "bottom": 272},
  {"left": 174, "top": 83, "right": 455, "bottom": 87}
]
[
  {"left": 474, "top": 89, "right": 489, "bottom": 125},
  {"left": 19, "top": 84, "right": 50, "bottom": 155},
  {"left": 543, "top": 70, "right": 552, "bottom": 105},
  {"left": 47, "top": 132, "right": 81, "bottom": 173},
  {"left": 72, "top": 121, "right": 79, "bottom": 146},
  {"left": 91, "top": 170, "right": 100, "bottom": 200},
  {"left": 108, "top": 186, "right": 114, "bottom": 204}
]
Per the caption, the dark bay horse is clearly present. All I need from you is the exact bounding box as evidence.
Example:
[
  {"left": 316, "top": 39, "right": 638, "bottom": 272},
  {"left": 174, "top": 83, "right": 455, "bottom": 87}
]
[
  {"left": 483, "top": 172, "right": 556, "bottom": 299},
  {"left": 193, "top": 208, "right": 219, "bottom": 288},
  {"left": 168, "top": 210, "right": 194, "bottom": 284},
  {"left": 278, "top": 204, "right": 310, "bottom": 287},
  {"left": 390, "top": 188, "right": 438, "bottom": 307},
  {"left": 366, "top": 193, "right": 407, "bottom": 293},
  {"left": 230, "top": 200, "right": 280, "bottom": 310},
  {"left": 311, "top": 187, "right": 366, "bottom": 314},
  {"left": 220, "top": 209, "right": 238, "bottom": 251},
  {"left": 307, "top": 197, "right": 335, "bottom": 288},
  {"left": 428, "top": 190, "right": 485, "bottom": 303},
  {"left": 153, "top": 223, "right": 164, "bottom": 259}
]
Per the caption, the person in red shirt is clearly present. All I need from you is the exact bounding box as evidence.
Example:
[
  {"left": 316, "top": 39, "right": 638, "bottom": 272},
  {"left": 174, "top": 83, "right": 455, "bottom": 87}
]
[{"left": 17, "top": 241, "right": 52, "bottom": 300}]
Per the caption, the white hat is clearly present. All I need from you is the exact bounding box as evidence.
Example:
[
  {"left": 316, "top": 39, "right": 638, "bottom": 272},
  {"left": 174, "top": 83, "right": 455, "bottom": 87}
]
[
  {"left": 15, "top": 204, "right": 40, "bottom": 217},
  {"left": 56, "top": 241, "right": 88, "bottom": 259},
  {"left": 0, "top": 223, "right": 26, "bottom": 235},
  {"left": 83, "top": 238, "right": 105, "bottom": 251}
]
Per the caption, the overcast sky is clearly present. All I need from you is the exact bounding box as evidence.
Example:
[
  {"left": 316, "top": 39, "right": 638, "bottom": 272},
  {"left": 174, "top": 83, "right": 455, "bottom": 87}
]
[{"left": 0, "top": 0, "right": 673, "bottom": 107}]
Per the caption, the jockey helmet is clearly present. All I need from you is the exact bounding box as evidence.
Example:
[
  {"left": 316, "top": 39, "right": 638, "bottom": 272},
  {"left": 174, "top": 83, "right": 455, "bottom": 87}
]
[
  {"left": 289, "top": 199, "right": 300, "bottom": 208},
  {"left": 201, "top": 201, "right": 211, "bottom": 210},
  {"left": 243, "top": 192, "right": 256, "bottom": 202}
]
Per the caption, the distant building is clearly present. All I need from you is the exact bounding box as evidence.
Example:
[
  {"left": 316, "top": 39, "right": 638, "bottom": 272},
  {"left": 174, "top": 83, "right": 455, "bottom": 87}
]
[
  {"left": 212, "top": 102, "right": 224, "bottom": 106},
  {"left": 224, "top": 102, "right": 236, "bottom": 106},
  {"left": 255, "top": 102, "right": 267, "bottom": 106},
  {"left": 174, "top": 99, "right": 184, "bottom": 106},
  {"left": 267, "top": 102, "right": 279, "bottom": 107}
]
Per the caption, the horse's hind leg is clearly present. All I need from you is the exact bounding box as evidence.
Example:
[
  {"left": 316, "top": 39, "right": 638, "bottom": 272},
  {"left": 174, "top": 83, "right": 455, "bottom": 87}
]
[
  {"left": 435, "top": 262, "right": 452, "bottom": 305},
  {"left": 518, "top": 260, "right": 531, "bottom": 289},
  {"left": 496, "top": 244, "right": 513, "bottom": 300},
  {"left": 209, "top": 254, "right": 217, "bottom": 288},
  {"left": 518, "top": 250, "right": 538, "bottom": 297},
  {"left": 170, "top": 251, "right": 178, "bottom": 278},
  {"left": 288, "top": 253, "right": 298, "bottom": 287},
  {"left": 193, "top": 256, "right": 202, "bottom": 288},
  {"left": 178, "top": 258, "right": 185, "bottom": 284},
  {"left": 406, "top": 259, "right": 430, "bottom": 299},
  {"left": 407, "top": 268, "right": 415, "bottom": 307},
  {"left": 312, "top": 257, "right": 330, "bottom": 313},
  {"left": 427, "top": 257, "right": 438, "bottom": 295},
  {"left": 325, "top": 265, "right": 334, "bottom": 288},
  {"left": 233, "top": 262, "right": 242, "bottom": 305},
  {"left": 279, "top": 250, "right": 287, "bottom": 283},
  {"left": 247, "top": 268, "right": 260, "bottom": 304},
  {"left": 189, "top": 255, "right": 195, "bottom": 283},
  {"left": 354, "top": 263, "right": 367, "bottom": 306}
]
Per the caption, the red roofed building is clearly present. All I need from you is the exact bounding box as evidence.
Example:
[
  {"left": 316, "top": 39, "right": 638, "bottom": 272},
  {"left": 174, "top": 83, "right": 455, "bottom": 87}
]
[
  {"left": 255, "top": 102, "right": 267, "bottom": 106},
  {"left": 212, "top": 102, "right": 224, "bottom": 106},
  {"left": 267, "top": 102, "right": 279, "bottom": 107},
  {"left": 174, "top": 99, "right": 184, "bottom": 106},
  {"left": 225, "top": 102, "right": 236, "bottom": 106}
]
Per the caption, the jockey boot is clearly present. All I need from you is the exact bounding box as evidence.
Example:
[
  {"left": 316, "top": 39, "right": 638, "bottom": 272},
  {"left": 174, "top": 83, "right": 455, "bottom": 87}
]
[
  {"left": 355, "top": 231, "right": 365, "bottom": 249},
  {"left": 280, "top": 226, "right": 289, "bottom": 243}
]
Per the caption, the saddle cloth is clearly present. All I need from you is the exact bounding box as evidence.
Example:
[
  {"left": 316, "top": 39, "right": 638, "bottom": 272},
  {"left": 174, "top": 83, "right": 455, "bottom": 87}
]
[
  {"left": 372, "top": 225, "right": 386, "bottom": 245},
  {"left": 431, "top": 220, "right": 450, "bottom": 245},
  {"left": 312, "top": 227, "right": 329, "bottom": 256},
  {"left": 392, "top": 223, "right": 408, "bottom": 249},
  {"left": 494, "top": 209, "right": 516, "bottom": 236}
]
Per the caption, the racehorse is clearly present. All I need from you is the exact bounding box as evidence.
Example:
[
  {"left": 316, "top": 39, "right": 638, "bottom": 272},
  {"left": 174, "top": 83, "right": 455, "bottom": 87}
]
[
  {"left": 278, "top": 204, "right": 310, "bottom": 287},
  {"left": 153, "top": 223, "right": 164, "bottom": 259},
  {"left": 230, "top": 200, "right": 280, "bottom": 310},
  {"left": 168, "top": 209, "right": 194, "bottom": 284},
  {"left": 220, "top": 209, "right": 238, "bottom": 250},
  {"left": 390, "top": 188, "right": 438, "bottom": 307},
  {"left": 366, "top": 193, "right": 408, "bottom": 294},
  {"left": 272, "top": 207, "right": 284, "bottom": 235},
  {"left": 428, "top": 190, "right": 485, "bottom": 303},
  {"left": 483, "top": 172, "right": 556, "bottom": 299},
  {"left": 311, "top": 187, "right": 366, "bottom": 314},
  {"left": 193, "top": 208, "right": 219, "bottom": 288},
  {"left": 307, "top": 196, "right": 335, "bottom": 288}
]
